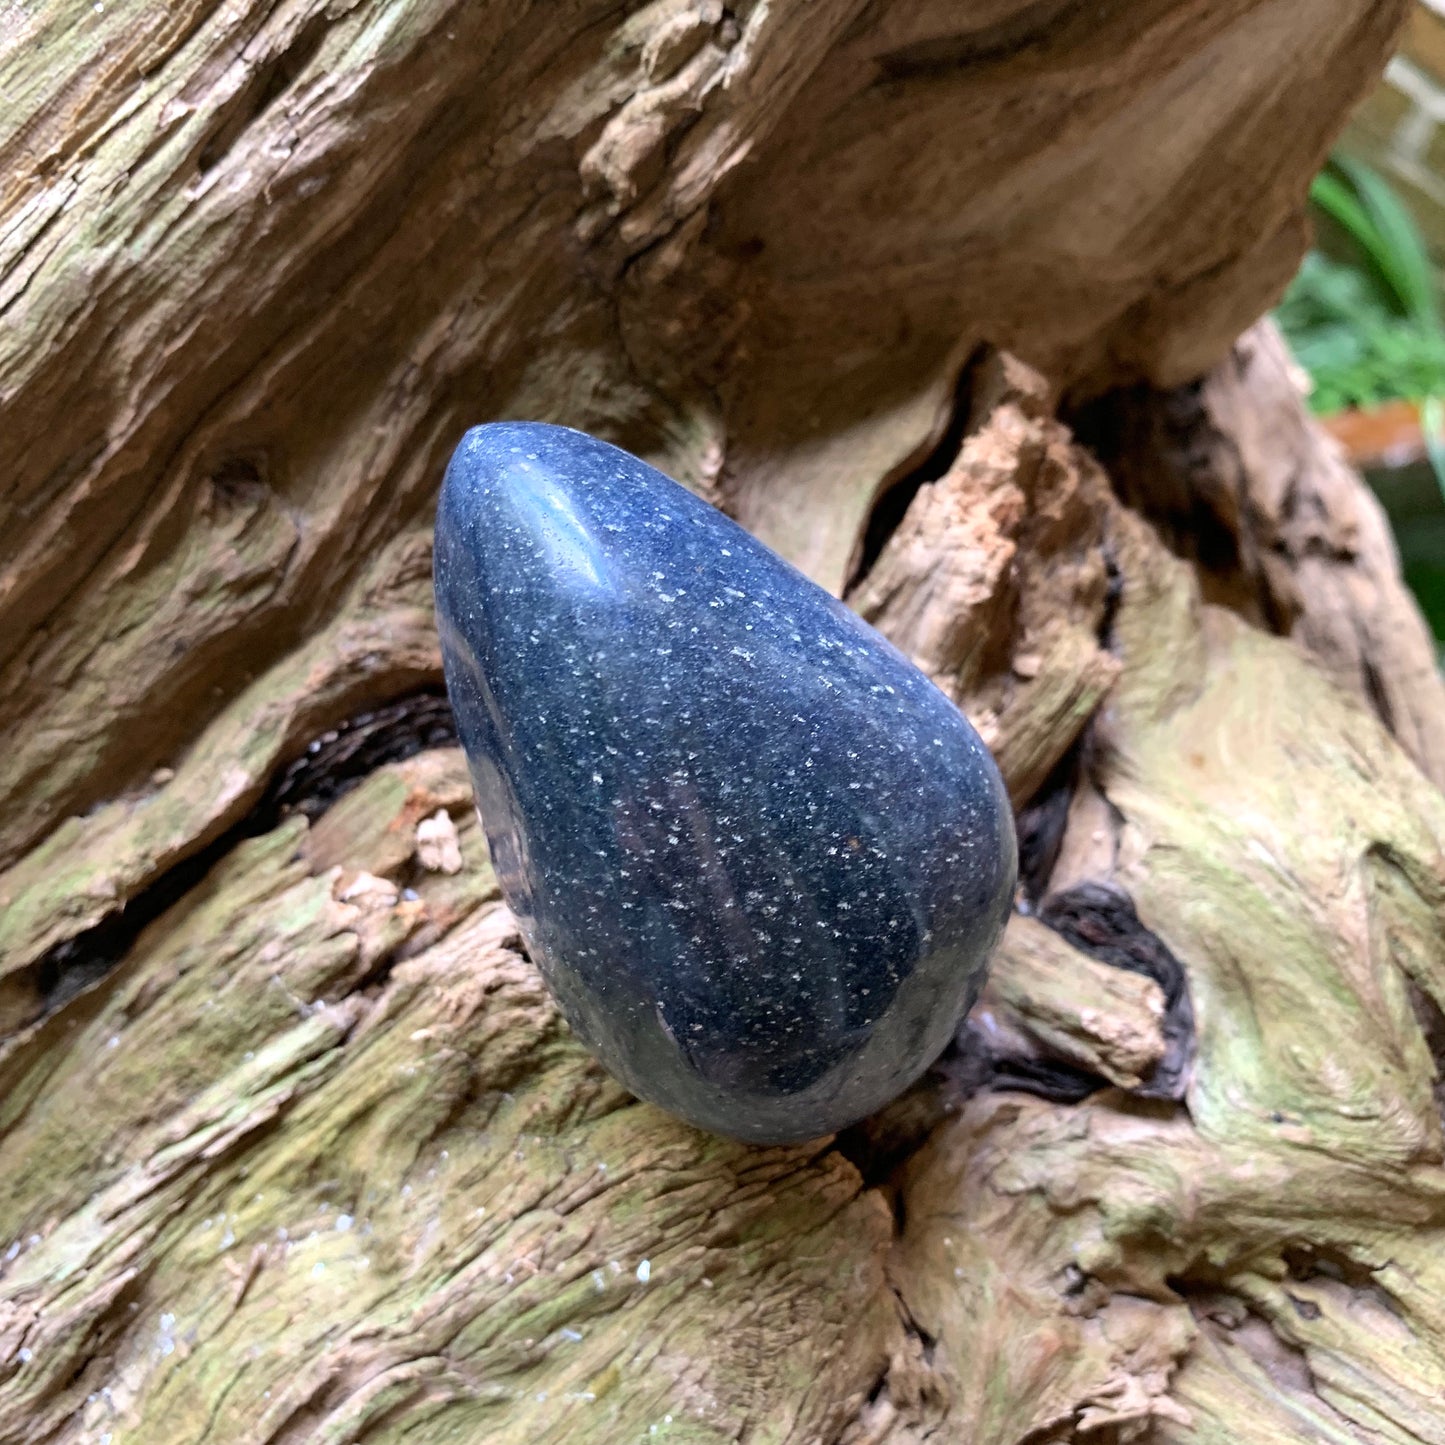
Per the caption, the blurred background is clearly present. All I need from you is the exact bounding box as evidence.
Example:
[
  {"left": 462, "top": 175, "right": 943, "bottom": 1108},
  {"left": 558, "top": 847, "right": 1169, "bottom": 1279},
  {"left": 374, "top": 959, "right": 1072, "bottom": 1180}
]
[{"left": 1277, "top": 0, "right": 1445, "bottom": 653}]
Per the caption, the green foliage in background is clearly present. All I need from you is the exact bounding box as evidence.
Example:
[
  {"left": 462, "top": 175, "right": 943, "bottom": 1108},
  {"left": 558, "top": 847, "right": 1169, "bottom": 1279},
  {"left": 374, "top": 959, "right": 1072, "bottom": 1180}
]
[
  {"left": 1277, "top": 253, "right": 1445, "bottom": 413},
  {"left": 1276, "top": 155, "right": 1445, "bottom": 414},
  {"left": 1274, "top": 153, "right": 1445, "bottom": 651}
]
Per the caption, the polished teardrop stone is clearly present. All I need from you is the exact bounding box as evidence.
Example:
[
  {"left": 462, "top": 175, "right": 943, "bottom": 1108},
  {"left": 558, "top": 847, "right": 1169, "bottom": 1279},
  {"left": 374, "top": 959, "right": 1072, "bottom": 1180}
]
[{"left": 433, "top": 422, "right": 1016, "bottom": 1143}]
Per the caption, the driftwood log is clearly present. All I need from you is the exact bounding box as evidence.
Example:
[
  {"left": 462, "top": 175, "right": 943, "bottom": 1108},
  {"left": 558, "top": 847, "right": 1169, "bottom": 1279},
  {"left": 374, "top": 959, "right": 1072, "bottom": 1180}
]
[{"left": 3, "top": 1, "right": 1445, "bottom": 1441}]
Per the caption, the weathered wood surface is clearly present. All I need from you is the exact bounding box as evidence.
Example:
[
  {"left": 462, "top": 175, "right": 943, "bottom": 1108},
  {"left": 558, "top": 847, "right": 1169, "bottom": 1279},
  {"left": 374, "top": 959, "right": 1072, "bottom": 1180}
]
[{"left": 5, "top": 1, "right": 1445, "bottom": 1441}]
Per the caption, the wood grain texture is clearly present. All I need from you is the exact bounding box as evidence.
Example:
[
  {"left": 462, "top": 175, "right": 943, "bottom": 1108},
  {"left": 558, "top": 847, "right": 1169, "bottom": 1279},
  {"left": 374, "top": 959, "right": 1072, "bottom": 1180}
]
[
  {"left": 1088, "top": 320, "right": 1445, "bottom": 786},
  {"left": 0, "top": 0, "right": 1408, "bottom": 873}
]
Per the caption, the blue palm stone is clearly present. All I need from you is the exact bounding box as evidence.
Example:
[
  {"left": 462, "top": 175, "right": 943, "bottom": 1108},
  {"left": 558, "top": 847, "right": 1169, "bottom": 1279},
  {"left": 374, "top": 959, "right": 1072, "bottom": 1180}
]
[{"left": 433, "top": 422, "right": 1016, "bottom": 1143}]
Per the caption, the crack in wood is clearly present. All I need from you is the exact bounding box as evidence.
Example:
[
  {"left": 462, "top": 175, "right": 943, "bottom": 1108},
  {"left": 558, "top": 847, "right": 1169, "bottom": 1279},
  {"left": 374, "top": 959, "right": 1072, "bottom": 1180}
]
[
  {"left": 194, "top": 11, "right": 332, "bottom": 175},
  {"left": 23, "top": 688, "right": 458, "bottom": 1026},
  {"left": 1035, "top": 883, "right": 1194, "bottom": 1102},
  {"left": 847, "top": 355, "right": 980, "bottom": 594}
]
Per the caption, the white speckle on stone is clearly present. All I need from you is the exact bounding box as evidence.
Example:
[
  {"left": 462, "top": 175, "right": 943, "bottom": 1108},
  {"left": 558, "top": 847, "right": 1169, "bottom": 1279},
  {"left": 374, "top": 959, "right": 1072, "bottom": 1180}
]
[
  {"left": 17, "top": 1348, "right": 31, "bottom": 1364},
  {"left": 335, "top": 1214, "right": 353, "bottom": 1232},
  {"left": 636, "top": 1259, "right": 651, "bottom": 1283}
]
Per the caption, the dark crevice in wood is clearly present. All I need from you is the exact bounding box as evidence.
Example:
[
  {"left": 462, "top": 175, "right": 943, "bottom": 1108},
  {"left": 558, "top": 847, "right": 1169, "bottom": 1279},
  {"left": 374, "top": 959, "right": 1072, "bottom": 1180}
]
[
  {"left": 873, "top": 0, "right": 1096, "bottom": 81},
  {"left": 926, "top": 869, "right": 1192, "bottom": 1109},
  {"left": 1036, "top": 883, "right": 1195, "bottom": 1101},
  {"left": 1281, "top": 1244, "right": 1406, "bottom": 1317},
  {"left": 1407, "top": 978, "right": 1445, "bottom": 1120},
  {"left": 964, "top": 1015, "right": 1112, "bottom": 1103},
  {"left": 208, "top": 455, "right": 269, "bottom": 508},
  {"left": 942, "top": 1010, "right": 1110, "bottom": 1108},
  {"left": 846, "top": 359, "right": 978, "bottom": 593},
  {"left": 1015, "top": 739, "right": 1082, "bottom": 904},
  {"left": 1070, "top": 383, "right": 1246, "bottom": 581},
  {"left": 988, "top": 1052, "right": 1109, "bottom": 1102},
  {"left": 1098, "top": 543, "right": 1124, "bottom": 653},
  {"left": 196, "top": 13, "right": 331, "bottom": 175},
  {"left": 837, "top": 1284, "right": 942, "bottom": 1443},
  {"left": 266, "top": 689, "right": 457, "bottom": 820},
  {"left": 1169, "top": 1275, "right": 1368, "bottom": 1411},
  {"left": 1365, "top": 842, "right": 1445, "bottom": 1124},
  {"left": 27, "top": 687, "right": 458, "bottom": 1021},
  {"left": 34, "top": 837, "right": 235, "bottom": 1014},
  {"left": 834, "top": 1073, "right": 953, "bottom": 1188},
  {"left": 1361, "top": 650, "right": 1398, "bottom": 737},
  {"left": 934, "top": 1020, "right": 1003, "bottom": 1102}
]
